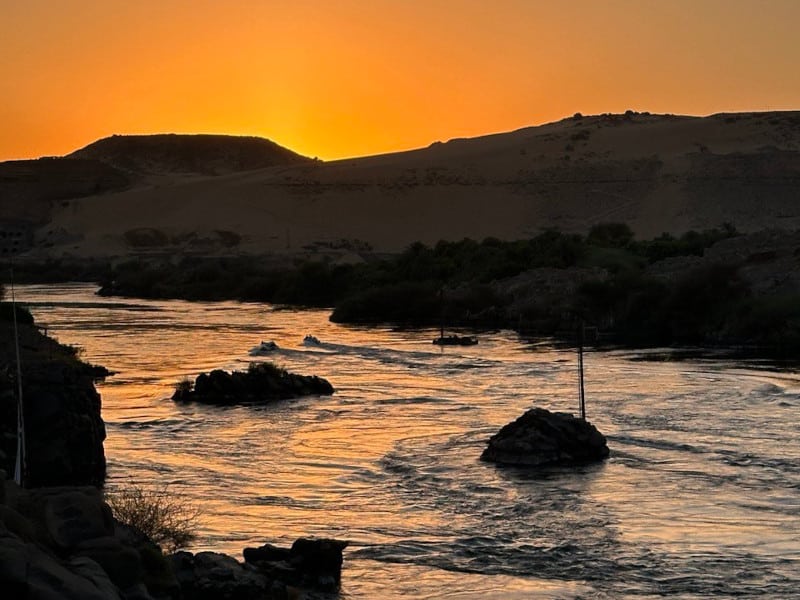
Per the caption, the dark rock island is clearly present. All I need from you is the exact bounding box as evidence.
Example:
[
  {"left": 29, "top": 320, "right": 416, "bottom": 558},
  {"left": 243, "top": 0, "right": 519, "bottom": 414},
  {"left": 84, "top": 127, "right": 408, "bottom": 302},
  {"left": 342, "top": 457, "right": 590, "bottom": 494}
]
[
  {"left": 172, "top": 362, "right": 334, "bottom": 405},
  {"left": 482, "top": 407, "right": 609, "bottom": 467}
]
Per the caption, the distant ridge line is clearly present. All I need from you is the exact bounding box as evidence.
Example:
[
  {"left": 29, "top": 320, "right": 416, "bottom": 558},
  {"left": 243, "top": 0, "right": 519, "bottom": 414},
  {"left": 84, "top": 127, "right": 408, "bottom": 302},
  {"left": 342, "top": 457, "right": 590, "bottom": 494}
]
[{"left": 68, "top": 133, "right": 311, "bottom": 176}]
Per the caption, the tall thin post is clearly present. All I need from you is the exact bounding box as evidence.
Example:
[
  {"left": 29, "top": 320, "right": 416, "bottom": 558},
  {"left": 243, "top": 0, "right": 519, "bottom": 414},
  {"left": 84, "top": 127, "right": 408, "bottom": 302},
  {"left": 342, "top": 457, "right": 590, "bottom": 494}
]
[
  {"left": 578, "top": 321, "right": 586, "bottom": 421},
  {"left": 10, "top": 266, "right": 26, "bottom": 486},
  {"left": 439, "top": 288, "right": 445, "bottom": 341}
]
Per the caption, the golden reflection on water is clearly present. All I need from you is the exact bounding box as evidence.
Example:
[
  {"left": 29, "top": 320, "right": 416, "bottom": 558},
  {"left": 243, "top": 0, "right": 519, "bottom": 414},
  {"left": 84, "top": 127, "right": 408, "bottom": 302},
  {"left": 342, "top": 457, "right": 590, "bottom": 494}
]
[{"left": 16, "top": 284, "right": 800, "bottom": 598}]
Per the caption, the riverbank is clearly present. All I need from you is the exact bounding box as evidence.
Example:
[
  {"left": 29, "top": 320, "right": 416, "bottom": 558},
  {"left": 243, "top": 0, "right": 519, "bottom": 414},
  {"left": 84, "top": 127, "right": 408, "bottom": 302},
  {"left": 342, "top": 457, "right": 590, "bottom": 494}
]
[
  {"left": 1, "top": 475, "right": 347, "bottom": 599},
  {"left": 14, "top": 226, "right": 798, "bottom": 357},
  {"left": 1, "top": 300, "right": 348, "bottom": 599}
]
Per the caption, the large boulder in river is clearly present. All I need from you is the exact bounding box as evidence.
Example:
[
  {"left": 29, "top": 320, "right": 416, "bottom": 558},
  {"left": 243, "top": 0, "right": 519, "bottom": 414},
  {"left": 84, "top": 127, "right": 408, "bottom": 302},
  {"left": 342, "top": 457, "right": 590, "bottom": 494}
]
[
  {"left": 481, "top": 407, "right": 609, "bottom": 466},
  {"left": 172, "top": 362, "right": 334, "bottom": 405}
]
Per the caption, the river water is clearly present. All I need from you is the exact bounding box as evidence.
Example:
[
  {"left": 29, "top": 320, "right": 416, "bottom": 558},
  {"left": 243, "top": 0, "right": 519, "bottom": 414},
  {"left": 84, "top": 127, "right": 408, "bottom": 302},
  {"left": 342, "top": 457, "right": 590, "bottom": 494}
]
[{"left": 15, "top": 283, "right": 800, "bottom": 598}]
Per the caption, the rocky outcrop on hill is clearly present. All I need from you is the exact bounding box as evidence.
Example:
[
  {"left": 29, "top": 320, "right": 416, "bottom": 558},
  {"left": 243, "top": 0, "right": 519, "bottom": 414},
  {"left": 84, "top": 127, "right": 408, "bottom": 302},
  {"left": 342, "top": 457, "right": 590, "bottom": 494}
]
[
  {"left": 482, "top": 407, "right": 609, "bottom": 467},
  {"left": 172, "top": 362, "right": 334, "bottom": 405},
  {"left": 0, "top": 309, "right": 106, "bottom": 487},
  {"left": 69, "top": 134, "right": 311, "bottom": 176}
]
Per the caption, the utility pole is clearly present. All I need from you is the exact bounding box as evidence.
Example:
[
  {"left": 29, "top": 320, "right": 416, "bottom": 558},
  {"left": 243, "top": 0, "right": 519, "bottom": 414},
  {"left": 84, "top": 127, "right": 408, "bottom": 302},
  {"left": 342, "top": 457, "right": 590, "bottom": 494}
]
[
  {"left": 10, "top": 265, "right": 26, "bottom": 486},
  {"left": 578, "top": 320, "right": 586, "bottom": 421},
  {"left": 439, "top": 287, "right": 445, "bottom": 341}
]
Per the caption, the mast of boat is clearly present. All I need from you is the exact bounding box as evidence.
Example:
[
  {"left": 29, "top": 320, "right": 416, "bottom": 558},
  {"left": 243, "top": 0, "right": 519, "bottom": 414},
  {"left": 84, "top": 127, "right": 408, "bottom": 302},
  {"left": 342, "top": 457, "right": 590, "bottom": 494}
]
[
  {"left": 578, "top": 320, "right": 586, "bottom": 421},
  {"left": 10, "top": 264, "right": 26, "bottom": 486},
  {"left": 439, "top": 287, "right": 445, "bottom": 340}
]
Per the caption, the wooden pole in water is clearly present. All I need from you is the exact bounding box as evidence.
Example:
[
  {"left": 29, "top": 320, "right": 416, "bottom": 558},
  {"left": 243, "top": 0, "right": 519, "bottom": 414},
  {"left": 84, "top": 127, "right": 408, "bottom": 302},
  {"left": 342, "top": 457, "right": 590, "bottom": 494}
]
[
  {"left": 439, "top": 288, "right": 445, "bottom": 341},
  {"left": 578, "top": 321, "right": 586, "bottom": 421}
]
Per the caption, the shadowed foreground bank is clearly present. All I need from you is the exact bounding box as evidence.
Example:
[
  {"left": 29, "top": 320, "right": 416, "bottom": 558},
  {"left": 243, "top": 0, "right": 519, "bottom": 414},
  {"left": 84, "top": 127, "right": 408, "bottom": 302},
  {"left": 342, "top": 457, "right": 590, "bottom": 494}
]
[
  {"left": 0, "top": 299, "right": 347, "bottom": 599},
  {"left": 1, "top": 477, "right": 347, "bottom": 599}
]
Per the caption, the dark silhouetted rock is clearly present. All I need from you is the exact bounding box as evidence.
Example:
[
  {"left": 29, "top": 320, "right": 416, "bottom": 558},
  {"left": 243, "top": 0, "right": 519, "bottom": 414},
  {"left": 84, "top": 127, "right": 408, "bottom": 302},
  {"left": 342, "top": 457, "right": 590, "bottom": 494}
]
[
  {"left": 0, "top": 480, "right": 175, "bottom": 600},
  {"left": 37, "top": 487, "right": 115, "bottom": 551},
  {"left": 2, "top": 475, "right": 349, "bottom": 598},
  {"left": 481, "top": 407, "right": 609, "bottom": 466},
  {"left": 74, "top": 536, "right": 144, "bottom": 591},
  {"left": 243, "top": 537, "right": 349, "bottom": 593},
  {"left": 1, "top": 315, "right": 107, "bottom": 488},
  {"left": 289, "top": 538, "right": 348, "bottom": 591},
  {"left": 173, "top": 362, "right": 334, "bottom": 405},
  {"left": 169, "top": 551, "right": 271, "bottom": 600},
  {"left": 242, "top": 542, "right": 291, "bottom": 564}
]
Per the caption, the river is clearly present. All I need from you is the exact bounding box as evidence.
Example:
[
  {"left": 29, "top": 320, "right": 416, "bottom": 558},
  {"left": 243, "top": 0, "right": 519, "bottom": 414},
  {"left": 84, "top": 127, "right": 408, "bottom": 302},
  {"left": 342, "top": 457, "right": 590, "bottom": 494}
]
[{"left": 16, "top": 283, "right": 800, "bottom": 598}]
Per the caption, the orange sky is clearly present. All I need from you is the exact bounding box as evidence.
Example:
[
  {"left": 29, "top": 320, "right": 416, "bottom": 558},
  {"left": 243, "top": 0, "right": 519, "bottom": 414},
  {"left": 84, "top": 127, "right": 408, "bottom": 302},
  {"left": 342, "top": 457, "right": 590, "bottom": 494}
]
[{"left": 2, "top": 0, "right": 799, "bottom": 161}]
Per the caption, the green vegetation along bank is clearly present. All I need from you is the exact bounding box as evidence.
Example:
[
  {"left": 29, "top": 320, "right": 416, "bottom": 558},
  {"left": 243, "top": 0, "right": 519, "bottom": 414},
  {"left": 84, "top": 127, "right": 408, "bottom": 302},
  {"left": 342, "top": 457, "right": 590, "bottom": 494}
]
[{"left": 7, "top": 224, "right": 800, "bottom": 356}]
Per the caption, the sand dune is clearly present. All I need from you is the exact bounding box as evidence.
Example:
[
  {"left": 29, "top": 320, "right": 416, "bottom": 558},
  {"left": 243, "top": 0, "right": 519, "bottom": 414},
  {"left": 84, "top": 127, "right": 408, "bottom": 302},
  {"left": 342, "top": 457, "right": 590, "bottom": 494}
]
[{"left": 3, "top": 111, "right": 800, "bottom": 259}]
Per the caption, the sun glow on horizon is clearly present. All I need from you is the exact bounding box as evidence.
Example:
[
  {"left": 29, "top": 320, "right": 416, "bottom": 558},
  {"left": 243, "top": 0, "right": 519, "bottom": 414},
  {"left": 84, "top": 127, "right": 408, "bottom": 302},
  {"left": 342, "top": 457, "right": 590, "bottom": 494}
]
[{"left": 2, "top": 0, "right": 800, "bottom": 161}]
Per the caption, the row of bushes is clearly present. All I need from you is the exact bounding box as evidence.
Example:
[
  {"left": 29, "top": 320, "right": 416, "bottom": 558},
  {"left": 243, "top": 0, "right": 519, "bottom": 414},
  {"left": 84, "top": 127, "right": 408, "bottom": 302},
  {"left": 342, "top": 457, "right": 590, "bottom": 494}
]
[
  {"left": 4, "top": 223, "right": 739, "bottom": 304},
  {"left": 13, "top": 223, "right": 800, "bottom": 353},
  {"left": 95, "top": 223, "right": 739, "bottom": 303}
]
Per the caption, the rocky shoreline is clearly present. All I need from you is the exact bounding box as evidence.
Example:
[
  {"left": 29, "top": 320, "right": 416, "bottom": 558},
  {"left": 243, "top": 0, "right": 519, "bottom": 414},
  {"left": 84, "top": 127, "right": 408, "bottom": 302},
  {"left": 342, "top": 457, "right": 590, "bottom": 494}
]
[
  {"left": 1, "top": 475, "right": 347, "bottom": 599},
  {"left": 1, "top": 304, "right": 346, "bottom": 599}
]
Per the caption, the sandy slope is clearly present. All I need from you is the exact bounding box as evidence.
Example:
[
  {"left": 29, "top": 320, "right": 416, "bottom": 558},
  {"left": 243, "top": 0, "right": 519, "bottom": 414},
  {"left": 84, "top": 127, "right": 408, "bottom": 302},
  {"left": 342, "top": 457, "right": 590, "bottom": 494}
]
[{"left": 9, "top": 111, "right": 800, "bottom": 259}]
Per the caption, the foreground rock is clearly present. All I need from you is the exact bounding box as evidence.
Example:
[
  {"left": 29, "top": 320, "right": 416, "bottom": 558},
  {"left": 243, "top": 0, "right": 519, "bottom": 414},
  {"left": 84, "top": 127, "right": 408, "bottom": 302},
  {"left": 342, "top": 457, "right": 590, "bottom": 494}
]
[
  {"left": 0, "top": 307, "right": 107, "bottom": 487},
  {"left": 244, "top": 538, "right": 348, "bottom": 592},
  {"left": 172, "top": 538, "right": 348, "bottom": 599},
  {"left": 172, "top": 362, "right": 334, "bottom": 405},
  {"left": 2, "top": 475, "right": 348, "bottom": 599},
  {"left": 481, "top": 407, "right": 609, "bottom": 466},
  {"left": 0, "top": 476, "right": 179, "bottom": 600}
]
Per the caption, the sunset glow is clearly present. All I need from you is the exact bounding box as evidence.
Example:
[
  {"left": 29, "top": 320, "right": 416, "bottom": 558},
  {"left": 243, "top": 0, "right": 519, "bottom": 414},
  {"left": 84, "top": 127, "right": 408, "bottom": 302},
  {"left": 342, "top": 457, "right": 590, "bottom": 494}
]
[{"left": 2, "top": 0, "right": 800, "bottom": 161}]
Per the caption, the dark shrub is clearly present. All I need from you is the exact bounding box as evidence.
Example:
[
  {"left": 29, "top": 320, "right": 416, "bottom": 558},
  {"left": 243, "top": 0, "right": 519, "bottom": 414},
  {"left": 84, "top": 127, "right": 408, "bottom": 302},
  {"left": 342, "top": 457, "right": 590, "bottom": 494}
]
[{"left": 587, "top": 223, "right": 635, "bottom": 248}]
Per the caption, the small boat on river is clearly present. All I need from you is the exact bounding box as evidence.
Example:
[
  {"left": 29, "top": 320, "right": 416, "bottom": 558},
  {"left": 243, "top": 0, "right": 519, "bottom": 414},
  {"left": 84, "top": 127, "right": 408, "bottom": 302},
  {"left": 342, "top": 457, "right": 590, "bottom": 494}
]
[
  {"left": 249, "top": 340, "right": 279, "bottom": 355},
  {"left": 432, "top": 288, "right": 478, "bottom": 346},
  {"left": 302, "top": 334, "right": 321, "bottom": 346},
  {"left": 432, "top": 334, "right": 479, "bottom": 346}
]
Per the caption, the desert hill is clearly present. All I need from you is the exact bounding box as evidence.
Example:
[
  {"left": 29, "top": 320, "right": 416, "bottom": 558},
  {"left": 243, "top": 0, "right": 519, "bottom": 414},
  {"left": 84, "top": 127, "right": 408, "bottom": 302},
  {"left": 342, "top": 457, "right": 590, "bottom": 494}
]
[
  {"left": 2, "top": 111, "right": 800, "bottom": 259},
  {"left": 68, "top": 133, "right": 311, "bottom": 176},
  {"left": 0, "top": 158, "right": 130, "bottom": 223}
]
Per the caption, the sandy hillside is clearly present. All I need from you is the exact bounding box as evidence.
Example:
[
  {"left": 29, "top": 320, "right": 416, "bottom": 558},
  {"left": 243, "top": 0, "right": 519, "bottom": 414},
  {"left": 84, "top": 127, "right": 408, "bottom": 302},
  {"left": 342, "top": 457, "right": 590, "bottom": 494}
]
[{"left": 3, "top": 111, "right": 800, "bottom": 259}]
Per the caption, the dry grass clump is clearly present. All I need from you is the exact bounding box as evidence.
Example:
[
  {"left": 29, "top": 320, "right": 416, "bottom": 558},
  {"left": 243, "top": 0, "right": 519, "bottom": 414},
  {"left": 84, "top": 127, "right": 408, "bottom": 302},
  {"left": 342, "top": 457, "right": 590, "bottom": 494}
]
[{"left": 106, "top": 484, "right": 200, "bottom": 553}]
